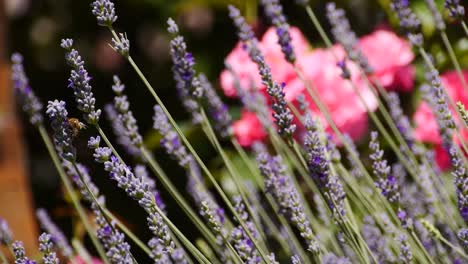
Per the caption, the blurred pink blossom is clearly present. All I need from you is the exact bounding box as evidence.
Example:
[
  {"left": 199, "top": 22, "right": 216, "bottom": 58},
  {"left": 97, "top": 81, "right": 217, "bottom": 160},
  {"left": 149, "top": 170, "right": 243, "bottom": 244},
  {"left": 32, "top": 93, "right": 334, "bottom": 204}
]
[
  {"left": 232, "top": 111, "right": 267, "bottom": 147},
  {"left": 359, "top": 29, "right": 415, "bottom": 92},
  {"left": 69, "top": 256, "right": 103, "bottom": 264}
]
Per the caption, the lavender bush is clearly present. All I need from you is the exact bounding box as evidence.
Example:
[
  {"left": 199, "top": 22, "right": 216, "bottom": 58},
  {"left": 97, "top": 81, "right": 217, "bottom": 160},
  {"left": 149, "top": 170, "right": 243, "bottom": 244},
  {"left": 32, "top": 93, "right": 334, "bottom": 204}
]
[{"left": 3, "top": 0, "right": 468, "bottom": 263}]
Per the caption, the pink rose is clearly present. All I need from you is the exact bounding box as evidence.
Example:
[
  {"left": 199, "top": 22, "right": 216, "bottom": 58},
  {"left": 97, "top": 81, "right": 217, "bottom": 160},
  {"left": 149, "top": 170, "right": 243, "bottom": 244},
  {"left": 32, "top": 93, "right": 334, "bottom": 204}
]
[
  {"left": 359, "top": 29, "right": 415, "bottom": 92},
  {"left": 413, "top": 70, "right": 468, "bottom": 169},
  {"left": 233, "top": 111, "right": 267, "bottom": 147},
  {"left": 69, "top": 256, "right": 103, "bottom": 264}
]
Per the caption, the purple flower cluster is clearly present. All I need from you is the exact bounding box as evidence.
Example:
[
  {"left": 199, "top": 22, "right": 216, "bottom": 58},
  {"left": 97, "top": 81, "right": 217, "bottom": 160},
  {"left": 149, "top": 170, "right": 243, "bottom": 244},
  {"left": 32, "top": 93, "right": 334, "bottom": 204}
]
[
  {"left": 256, "top": 150, "right": 319, "bottom": 254},
  {"left": 134, "top": 165, "right": 166, "bottom": 214},
  {"left": 112, "top": 33, "right": 130, "bottom": 57},
  {"left": 46, "top": 100, "right": 76, "bottom": 161},
  {"left": 369, "top": 131, "right": 400, "bottom": 204},
  {"left": 228, "top": 5, "right": 262, "bottom": 62},
  {"left": 61, "top": 39, "right": 101, "bottom": 125},
  {"left": 387, "top": 92, "right": 415, "bottom": 150},
  {"left": 104, "top": 104, "right": 141, "bottom": 158},
  {"left": 397, "top": 233, "right": 412, "bottom": 263},
  {"left": 303, "top": 114, "right": 346, "bottom": 218},
  {"left": 321, "top": 253, "right": 352, "bottom": 264},
  {"left": 261, "top": 0, "right": 296, "bottom": 63},
  {"left": 458, "top": 228, "right": 468, "bottom": 252},
  {"left": 91, "top": 0, "right": 117, "bottom": 27},
  {"left": 449, "top": 146, "right": 468, "bottom": 222},
  {"left": 36, "top": 209, "right": 73, "bottom": 259},
  {"left": 112, "top": 76, "right": 143, "bottom": 149},
  {"left": 390, "top": 0, "right": 423, "bottom": 47},
  {"left": 13, "top": 241, "right": 36, "bottom": 264},
  {"left": 38, "top": 233, "right": 59, "bottom": 264},
  {"left": 444, "top": 0, "right": 465, "bottom": 20},
  {"left": 361, "top": 216, "right": 396, "bottom": 263},
  {"left": 326, "top": 3, "right": 373, "bottom": 74},
  {"left": 11, "top": 53, "right": 43, "bottom": 126},
  {"left": 199, "top": 73, "right": 232, "bottom": 138}
]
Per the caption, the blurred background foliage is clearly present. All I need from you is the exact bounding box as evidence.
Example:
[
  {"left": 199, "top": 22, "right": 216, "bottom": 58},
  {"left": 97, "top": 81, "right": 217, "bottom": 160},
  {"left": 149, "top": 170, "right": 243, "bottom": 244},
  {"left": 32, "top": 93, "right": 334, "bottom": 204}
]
[{"left": 6, "top": 0, "right": 467, "bottom": 259}]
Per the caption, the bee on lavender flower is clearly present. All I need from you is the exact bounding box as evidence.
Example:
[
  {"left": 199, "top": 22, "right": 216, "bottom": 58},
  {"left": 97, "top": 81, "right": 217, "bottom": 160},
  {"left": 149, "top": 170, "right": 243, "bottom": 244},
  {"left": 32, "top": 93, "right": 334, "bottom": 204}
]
[{"left": 68, "top": 118, "right": 87, "bottom": 137}]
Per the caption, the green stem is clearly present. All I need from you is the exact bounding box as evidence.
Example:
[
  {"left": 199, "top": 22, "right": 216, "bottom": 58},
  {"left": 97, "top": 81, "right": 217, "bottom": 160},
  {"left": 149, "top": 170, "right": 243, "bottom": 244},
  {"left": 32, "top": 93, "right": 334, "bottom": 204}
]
[
  {"left": 440, "top": 31, "right": 468, "bottom": 96},
  {"left": 96, "top": 124, "right": 125, "bottom": 164},
  {"left": 438, "top": 235, "right": 468, "bottom": 260},
  {"left": 38, "top": 125, "right": 110, "bottom": 264},
  {"left": 0, "top": 249, "right": 7, "bottom": 264},
  {"left": 462, "top": 21, "right": 468, "bottom": 37}
]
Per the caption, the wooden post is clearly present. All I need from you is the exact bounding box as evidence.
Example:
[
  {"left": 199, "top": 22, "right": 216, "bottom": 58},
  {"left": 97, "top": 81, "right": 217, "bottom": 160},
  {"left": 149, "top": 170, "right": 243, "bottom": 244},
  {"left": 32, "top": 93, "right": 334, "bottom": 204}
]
[{"left": 0, "top": 0, "right": 38, "bottom": 257}]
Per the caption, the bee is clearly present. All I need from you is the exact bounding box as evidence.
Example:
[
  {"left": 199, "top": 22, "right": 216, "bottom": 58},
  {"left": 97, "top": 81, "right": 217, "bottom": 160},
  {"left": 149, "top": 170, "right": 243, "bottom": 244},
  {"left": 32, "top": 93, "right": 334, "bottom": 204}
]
[{"left": 68, "top": 118, "right": 87, "bottom": 137}]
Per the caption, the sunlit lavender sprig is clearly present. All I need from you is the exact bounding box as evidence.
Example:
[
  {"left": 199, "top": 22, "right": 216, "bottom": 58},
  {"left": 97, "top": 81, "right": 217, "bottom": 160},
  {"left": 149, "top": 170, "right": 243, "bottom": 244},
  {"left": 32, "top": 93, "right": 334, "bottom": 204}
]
[
  {"left": 390, "top": 0, "right": 423, "bottom": 47},
  {"left": 449, "top": 146, "right": 468, "bottom": 222},
  {"left": 63, "top": 160, "right": 133, "bottom": 263},
  {"left": 444, "top": 0, "right": 465, "bottom": 20},
  {"left": 199, "top": 73, "right": 232, "bottom": 138},
  {"left": 387, "top": 92, "right": 415, "bottom": 150},
  {"left": 46, "top": 100, "right": 76, "bottom": 162},
  {"left": 111, "top": 76, "right": 143, "bottom": 150},
  {"left": 91, "top": 0, "right": 117, "bottom": 27},
  {"left": 91, "top": 141, "right": 186, "bottom": 262},
  {"left": 11, "top": 53, "right": 43, "bottom": 126},
  {"left": 256, "top": 150, "right": 320, "bottom": 254},
  {"left": 61, "top": 39, "right": 101, "bottom": 125},
  {"left": 325, "top": 3, "right": 373, "bottom": 73},
  {"left": 425, "top": 0, "right": 446, "bottom": 31},
  {"left": 36, "top": 209, "right": 73, "bottom": 259},
  {"left": 303, "top": 114, "right": 346, "bottom": 218},
  {"left": 369, "top": 131, "right": 400, "bottom": 205},
  {"left": 39, "top": 233, "right": 59, "bottom": 264},
  {"left": 13, "top": 241, "right": 36, "bottom": 264},
  {"left": 0, "top": 218, "right": 12, "bottom": 246},
  {"left": 104, "top": 104, "right": 142, "bottom": 158},
  {"left": 261, "top": 0, "right": 296, "bottom": 63}
]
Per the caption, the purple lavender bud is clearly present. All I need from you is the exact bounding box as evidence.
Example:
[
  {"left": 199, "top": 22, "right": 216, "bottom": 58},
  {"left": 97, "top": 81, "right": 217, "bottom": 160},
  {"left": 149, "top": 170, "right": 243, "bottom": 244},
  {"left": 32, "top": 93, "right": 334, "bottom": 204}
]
[
  {"left": 134, "top": 165, "right": 166, "bottom": 214},
  {"left": 93, "top": 147, "right": 112, "bottom": 163},
  {"left": 0, "top": 217, "right": 12, "bottom": 245},
  {"left": 13, "top": 241, "right": 36, "bottom": 264},
  {"left": 369, "top": 131, "right": 400, "bottom": 204},
  {"left": 36, "top": 209, "right": 73, "bottom": 258},
  {"left": 112, "top": 33, "right": 130, "bottom": 57},
  {"left": 387, "top": 92, "right": 415, "bottom": 150},
  {"left": 88, "top": 136, "right": 101, "bottom": 149},
  {"left": 147, "top": 212, "right": 177, "bottom": 259},
  {"left": 291, "top": 255, "right": 302, "bottom": 264},
  {"left": 445, "top": 0, "right": 465, "bottom": 20},
  {"left": 11, "top": 53, "right": 44, "bottom": 126},
  {"left": 430, "top": 70, "right": 456, "bottom": 130},
  {"left": 167, "top": 18, "right": 203, "bottom": 100},
  {"left": 256, "top": 150, "right": 320, "bottom": 254},
  {"left": 201, "top": 201, "right": 224, "bottom": 238},
  {"left": 458, "top": 228, "right": 468, "bottom": 253},
  {"left": 257, "top": 55, "right": 296, "bottom": 139},
  {"left": 336, "top": 59, "right": 351, "bottom": 79},
  {"left": 61, "top": 39, "right": 101, "bottom": 125},
  {"left": 230, "top": 226, "right": 260, "bottom": 263},
  {"left": 261, "top": 0, "right": 296, "bottom": 63},
  {"left": 450, "top": 146, "right": 468, "bottom": 223},
  {"left": 39, "top": 233, "right": 59, "bottom": 264},
  {"left": 296, "top": 94, "right": 309, "bottom": 112},
  {"left": 104, "top": 104, "right": 141, "bottom": 158},
  {"left": 46, "top": 100, "right": 76, "bottom": 161},
  {"left": 153, "top": 105, "right": 193, "bottom": 168},
  {"left": 304, "top": 114, "right": 346, "bottom": 217},
  {"left": 148, "top": 238, "right": 170, "bottom": 263},
  {"left": 321, "top": 253, "right": 352, "bottom": 264},
  {"left": 199, "top": 73, "right": 232, "bottom": 138},
  {"left": 425, "top": 0, "right": 446, "bottom": 31},
  {"left": 91, "top": 0, "right": 117, "bottom": 27},
  {"left": 112, "top": 76, "right": 143, "bottom": 149},
  {"left": 362, "top": 216, "right": 396, "bottom": 263},
  {"left": 397, "top": 233, "right": 412, "bottom": 263},
  {"left": 391, "top": 0, "right": 423, "bottom": 47},
  {"left": 326, "top": 3, "right": 373, "bottom": 74}
]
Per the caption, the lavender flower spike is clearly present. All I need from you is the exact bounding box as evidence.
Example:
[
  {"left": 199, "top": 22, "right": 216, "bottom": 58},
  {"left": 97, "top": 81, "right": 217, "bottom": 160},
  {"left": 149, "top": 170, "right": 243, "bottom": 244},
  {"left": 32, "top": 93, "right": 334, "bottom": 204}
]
[
  {"left": 36, "top": 209, "right": 73, "bottom": 259},
  {"left": 458, "top": 228, "right": 468, "bottom": 253},
  {"left": 425, "top": 0, "right": 445, "bottom": 31},
  {"left": 390, "top": 0, "right": 423, "bottom": 47},
  {"left": 91, "top": 0, "right": 117, "bottom": 27},
  {"left": 369, "top": 131, "right": 400, "bottom": 204},
  {"left": 105, "top": 104, "right": 141, "bottom": 158},
  {"left": 39, "top": 233, "right": 60, "bottom": 264},
  {"left": 257, "top": 55, "right": 296, "bottom": 140},
  {"left": 304, "top": 114, "right": 346, "bottom": 218},
  {"left": 0, "top": 217, "right": 12, "bottom": 246},
  {"left": 397, "top": 233, "right": 413, "bottom": 264},
  {"left": 450, "top": 146, "right": 468, "bottom": 222},
  {"left": 46, "top": 100, "right": 76, "bottom": 161},
  {"left": 257, "top": 150, "right": 320, "bottom": 254},
  {"left": 112, "top": 33, "right": 130, "bottom": 57},
  {"left": 261, "top": 0, "right": 296, "bottom": 63},
  {"left": 228, "top": 5, "right": 262, "bottom": 63},
  {"left": 387, "top": 92, "right": 415, "bottom": 150},
  {"left": 61, "top": 38, "right": 101, "bottom": 125},
  {"left": 11, "top": 53, "right": 43, "bottom": 126},
  {"left": 13, "top": 241, "right": 36, "bottom": 264},
  {"left": 199, "top": 73, "right": 232, "bottom": 138},
  {"left": 445, "top": 0, "right": 465, "bottom": 20}
]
